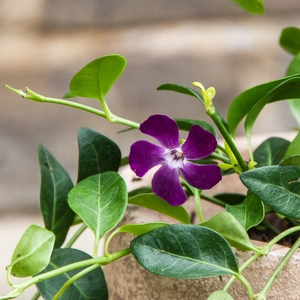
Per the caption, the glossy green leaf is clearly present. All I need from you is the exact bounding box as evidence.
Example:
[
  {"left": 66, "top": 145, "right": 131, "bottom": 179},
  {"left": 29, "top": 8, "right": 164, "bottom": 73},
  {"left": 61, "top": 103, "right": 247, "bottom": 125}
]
[
  {"left": 280, "top": 27, "right": 300, "bottom": 55},
  {"left": 227, "top": 75, "right": 300, "bottom": 134},
  {"left": 226, "top": 192, "right": 264, "bottom": 231},
  {"left": 68, "top": 172, "right": 127, "bottom": 241},
  {"left": 157, "top": 83, "right": 204, "bottom": 104},
  {"left": 286, "top": 54, "right": 300, "bottom": 126},
  {"left": 201, "top": 212, "right": 258, "bottom": 251},
  {"left": 128, "top": 193, "right": 190, "bottom": 224},
  {"left": 175, "top": 118, "right": 217, "bottom": 136},
  {"left": 9, "top": 225, "right": 55, "bottom": 277},
  {"left": 208, "top": 290, "right": 234, "bottom": 300},
  {"left": 230, "top": 0, "right": 264, "bottom": 14},
  {"left": 36, "top": 248, "right": 107, "bottom": 300},
  {"left": 213, "top": 193, "right": 246, "bottom": 206},
  {"left": 280, "top": 155, "right": 300, "bottom": 167},
  {"left": 38, "top": 145, "right": 74, "bottom": 248},
  {"left": 114, "top": 222, "right": 168, "bottom": 236},
  {"left": 284, "top": 131, "right": 300, "bottom": 159},
  {"left": 69, "top": 54, "right": 126, "bottom": 99},
  {"left": 241, "top": 165, "right": 300, "bottom": 219},
  {"left": 131, "top": 224, "right": 239, "bottom": 279},
  {"left": 77, "top": 127, "right": 121, "bottom": 182},
  {"left": 253, "top": 137, "right": 290, "bottom": 167}
]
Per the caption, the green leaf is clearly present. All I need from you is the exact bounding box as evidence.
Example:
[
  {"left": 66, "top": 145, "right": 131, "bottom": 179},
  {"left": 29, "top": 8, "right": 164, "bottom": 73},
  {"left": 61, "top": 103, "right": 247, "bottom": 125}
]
[
  {"left": 68, "top": 172, "right": 127, "bottom": 241},
  {"left": 114, "top": 222, "right": 168, "bottom": 236},
  {"left": 253, "top": 137, "right": 290, "bottom": 167},
  {"left": 286, "top": 54, "right": 300, "bottom": 126},
  {"left": 175, "top": 118, "right": 217, "bottom": 136},
  {"left": 36, "top": 248, "right": 108, "bottom": 300},
  {"left": 38, "top": 145, "right": 74, "bottom": 248},
  {"left": 279, "top": 27, "right": 300, "bottom": 55},
  {"left": 9, "top": 225, "right": 55, "bottom": 277},
  {"left": 241, "top": 165, "right": 300, "bottom": 219},
  {"left": 226, "top": 192, "right": 264, "bottom": 231},
  {"left": 69, "top": 54, "right": 126, "bottom": 100},
  {"left": 201, "top": 212, "right": 258, "bottom": 251},
  {"left": 157, "top": 83, "right": 204, "bottom": 104},
  {"left": 128, "top": 193, "right": 190, "bottom": 224},
  {"left": 280, "top": 155, "right": 300, "bottom": 167},
  {"left": 208, "top": 290, "right": 234, "bottom": 300},
  {"left": 213, "top": 193, "right": 246, "bottom": 206},
  {"left": 77, "top": 127, "right": 121, "bottom": 182},
  {"left": 227, "top": 75, "right": 300, "bottom": 134},
  {"left": 284, "top": 131, "right": 300, "bottom": 159},
  {"left": 130, "top": 224, "right": 239, "bottom": 279},
  {"left": 229, "top": 0, "right": 264, "bottom": 14}
]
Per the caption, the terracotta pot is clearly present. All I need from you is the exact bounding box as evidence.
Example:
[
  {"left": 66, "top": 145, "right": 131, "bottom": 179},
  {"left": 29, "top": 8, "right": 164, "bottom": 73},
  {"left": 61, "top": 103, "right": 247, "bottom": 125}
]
[{"left": 104, "top": 205, "right": 300, "bottom": 300}]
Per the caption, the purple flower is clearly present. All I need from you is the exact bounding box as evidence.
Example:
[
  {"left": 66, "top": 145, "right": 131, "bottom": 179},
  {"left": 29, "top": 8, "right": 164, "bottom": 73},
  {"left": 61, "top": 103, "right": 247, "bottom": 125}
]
[{"left": 129, "top": 114, "right": 222, "bottom": 206}]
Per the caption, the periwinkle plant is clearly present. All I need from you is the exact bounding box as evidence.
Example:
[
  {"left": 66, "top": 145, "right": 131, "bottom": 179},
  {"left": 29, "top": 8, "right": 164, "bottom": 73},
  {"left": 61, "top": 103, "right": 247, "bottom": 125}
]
[{"left": 2, "top": 8, "right": 300, "bottom": 300}]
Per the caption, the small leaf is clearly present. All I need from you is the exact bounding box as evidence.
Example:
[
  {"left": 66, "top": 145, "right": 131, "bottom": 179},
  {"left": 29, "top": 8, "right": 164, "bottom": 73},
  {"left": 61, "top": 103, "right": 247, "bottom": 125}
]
[
  {"left": 229, "top": 0, "right": 264, "bottom": 14},
  {"left": 279, "top": 27, "right": 300, "bottom": 55},
  {"left": 227, "top": 75, "right": 300, "bottom": 134},
  {"left": 241, "top": 165, "right": 300, "bottom": 219},
  {"left": 77, "top": 127, "right": 121, "bottom": 182},
  {"left": 284, "top": 131, "right": 300, "bottom": 159},
  {"left": 286, "top": 54, "right": 300, "bottom": 126},
  {"left": 9, "top": 225, "right": 55, "bottom": 277},
  {"left": 201, "top": 212, "right": 259, "bottom": 252},
  {"left": 115, "top": 222, "right": 168, "bottom": 236},
  {"left": 280, "top": 155, "right": 300, "bottom": 167},
  {"left": 131, "top": 224, "right": 239, "bottom": 279},
  {"left": 69, "top": 55, "right": 126, "bottom": 100},
  {"left": 208, "top": 290, "right": 234, "bottom": 300},
  {"left": 213, "top": 193, "right": 246, "bottom": 206},
  {"left": 36, "top": 248, "right": 108, "bottom": 300},
  {"left": 175, "top": 118, "right": 217, "bottom": 136},
  {"left": 128, "top": 193, "right": 190, "bottom": 224},
  {"left": 38, "top": 145, "right": 74, "bottom": 248},
  {"left": 157, "top": 83, "right": 204, "bottom": 104},
  {"left": 68, "top": 172, "right": 127, "bottom": 241},
  {"left": 253, "top": 137, "right": 290, "bottom": 167},
  {"left": 226, "top": 192, "right": 264, "bottom": 231}
]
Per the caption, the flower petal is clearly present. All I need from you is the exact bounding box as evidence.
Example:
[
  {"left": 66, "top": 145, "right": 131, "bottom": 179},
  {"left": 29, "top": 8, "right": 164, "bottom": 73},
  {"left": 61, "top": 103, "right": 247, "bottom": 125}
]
[
  {"left": 140, "top": 114, "right": 180, "bottom": 149},
  {"left": 180, "top": 162, "right": 222, "bottom": 190},
  {"left": 181, "top": 125, "right": 217, "bottom": 160},
  {"left": 152, "top": 164, "right": 187, "bottom": 206},
  {"left": 129, "top": 140, "right": 166, "bottom": 177}
]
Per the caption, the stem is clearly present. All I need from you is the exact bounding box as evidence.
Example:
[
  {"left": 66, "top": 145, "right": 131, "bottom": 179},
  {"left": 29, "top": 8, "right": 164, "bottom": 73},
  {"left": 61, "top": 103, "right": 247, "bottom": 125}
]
[
  {"left": 235, "top": 273, "right": 254, "bottom": 299},
  {"left": 208, "top": 110, "right": 247, "bottom": 172},
  {"left": 1, "top": 248, "right": 131, "bottom": 299},
  {"left": 5, "top": 85, "right": 140, "bottom": 129},
  {"left": 255, "top": 236, "right": 300, "bottom": 299},
  {"left": 53, "top": 264, "right": 100, "bottom": 300},
  {"left": 194, "top": 188, "right": 205, "bottom": 223},
  {"left": 200, "top": 194, "right": 226, "bottom": 207},
  {"left": 65, "top": 223, "right": 87, "bottom": 248},
  {"left": 31, "top": 290, "right": 41, "bottom": 300}
]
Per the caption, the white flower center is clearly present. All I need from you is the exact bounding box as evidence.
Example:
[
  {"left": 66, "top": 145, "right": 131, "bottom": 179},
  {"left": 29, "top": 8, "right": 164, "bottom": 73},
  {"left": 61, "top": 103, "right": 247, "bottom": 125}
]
[{"left": 164, "top": 149, "right": 186, "bottom": 168}]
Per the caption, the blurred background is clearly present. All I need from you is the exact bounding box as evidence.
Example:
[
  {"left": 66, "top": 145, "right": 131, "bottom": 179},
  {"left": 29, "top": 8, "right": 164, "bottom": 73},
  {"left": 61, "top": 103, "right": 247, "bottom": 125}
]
[{"left": 1, "top": 0, "right": 300, "bottom": 297}]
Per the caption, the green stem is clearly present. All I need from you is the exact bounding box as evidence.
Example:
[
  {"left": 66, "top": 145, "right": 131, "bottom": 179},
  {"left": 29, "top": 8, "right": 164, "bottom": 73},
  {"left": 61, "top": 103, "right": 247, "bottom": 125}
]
[
  {"left": 208, "top": 110, "right": 247, "bottom": 172},
  {"left": 65, "top": 223, "right": 87, "bottom": 248},
  {"left": 209, "top": 152, "right": 231, "bottom": 164},
  {"left": 31, "top": 290, "right": 41, "bottom": 300},
  {"left": 235, "top": 273, "right": 254, "bottom": 299},
  {"left": 200, "top": 194, "right": 226, "bottom": 207},
  {"left": 5, "top": 85, "right": 140, "bottom": 129},
  {"left": 1, "top": 248, "right": 131, "bottom": 299},
  {"left": 194, "top": 188, "right": 205, "bottom": 223},
  {"left": 255, "top": 236, "right": 300, "bottom": 299},
  {"left": 53, "top": 264, "right": 100, "bottom": 300},
  {"left": 223, "top": 226, "right": 300, "bottom": 293}
]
